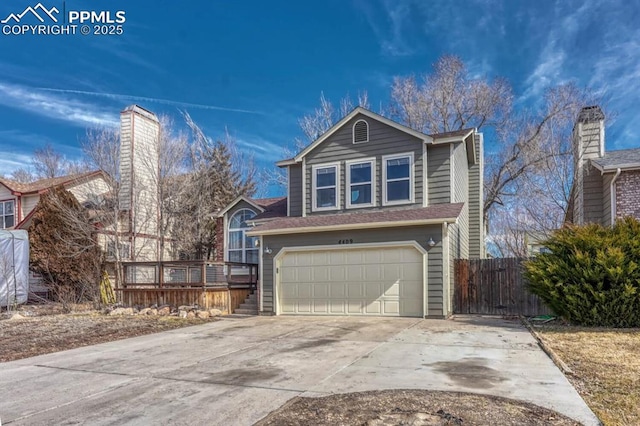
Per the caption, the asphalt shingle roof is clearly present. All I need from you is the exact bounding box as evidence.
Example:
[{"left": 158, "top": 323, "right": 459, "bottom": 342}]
[
  {"left": 592, "top": 148, "right": 640, "bottom": 170},
  {"left": 0, "top": 171, "right": 102, "bottom": 194},
  {"left": 251, "top": 197, "right": 287, "bottom": 220},
  {"left": 248, "top": 203, "right": 464, "bottom": 234}
]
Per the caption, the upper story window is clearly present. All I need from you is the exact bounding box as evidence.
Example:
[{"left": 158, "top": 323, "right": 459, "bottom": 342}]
[
  {"left": 312, "top": 163, "right": 339, "bottom": 211},
  {"left": 382, "top": 153, "right": 414, "bottom": 205},
  {"left": 353, "top": 120, "right": 369, "bottom": 144},
  {"left": 1, "top": 200, "right": 15, "bottom": 229},
  {"left": 228, "top": 209, "right": 258, "bottom": 264},
  {"left": 346, "top": 159, "right": 375, "bottom": 208}
]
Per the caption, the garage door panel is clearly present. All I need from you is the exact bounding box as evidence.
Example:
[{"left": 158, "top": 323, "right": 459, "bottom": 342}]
[
  {"left": 330, "top": 300, "right": 345, "bottom": 314},
  {"left": 383, "top": 300, "right": 400, "bottom": 315},
  {"left": 329, "top": 282, "right": 346, "bottom": 298},
  {"left": 365, "top": 282, "right": 383, "bottom": 298},
  {"left": 384, "top": 282, "right": 400, "bottom": 297},
  {"left": 297, "top": 283, "right": 312, "bottom": 298},
  {"left": 365, "top": 300, "right": 382, "bottom": 314},
  {"left": 346, "top": 265, "right": 364, "bottom": 281},
  {"left": 348, "top": 300, "right": 364, "bottom": 314},
  {"left": 401, "top": 280, "right": 422, "bottom": 298},
  {"left": 313, "top": 300, "right": 328, "bottom": 313},
  {"left": 364, "top": 265, "right": 382, "bottom": 280},
  {"left": 402, "top": 299, "right": 422, "bottom": 316},
  {"left": 347, "top": 282, "right": 363, "bottom": 297},
  {"left": 279, "top": 246, "right": 423, "bottom": 317},
  {"left": 363, "top": 250, "right": 383, "bottom": 264},
  {"left": 313, "top": 283, "right": 329, "bottom": 298},
  {"left": 329, "top": 266, "right": 346, "bottom": 281}
]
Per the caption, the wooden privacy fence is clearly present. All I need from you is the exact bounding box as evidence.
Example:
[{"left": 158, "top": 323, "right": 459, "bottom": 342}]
[{"left": 454, "top": 257, "right": 553, "bottom": 316}]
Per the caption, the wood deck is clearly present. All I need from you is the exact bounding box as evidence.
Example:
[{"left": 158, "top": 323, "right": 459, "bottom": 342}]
[{"left": 116, "top": 260, "right": 258, "bottom": 314}]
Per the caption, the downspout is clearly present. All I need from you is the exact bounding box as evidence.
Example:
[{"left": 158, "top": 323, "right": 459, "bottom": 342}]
[{"left": 610, "top": 168, "right": 621, "bottom": 226}]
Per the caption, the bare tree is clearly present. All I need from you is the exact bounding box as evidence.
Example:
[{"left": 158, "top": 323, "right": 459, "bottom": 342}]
[
  {"left": 389, "top": 55, "right": 512, "bottom": 134},
  {"left": 269, "top": 92, "right": 370, "bottom": 189},
  {"left": 386, "top": 56, "right": 597, "bottom": 255},
  {"left": 32, "top": 143, "right": 69, "bottom": 179},
  {"left": 9, "top": 168, "right": 35, "bottom": 183}
]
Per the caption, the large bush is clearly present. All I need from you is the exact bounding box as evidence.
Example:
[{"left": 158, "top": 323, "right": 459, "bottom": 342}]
[
  {"left": 524, "top": 217, "right": 640, "bottom": 327},
  {"left": 30, "top": 186, "right": 103, "bottom": 306}
]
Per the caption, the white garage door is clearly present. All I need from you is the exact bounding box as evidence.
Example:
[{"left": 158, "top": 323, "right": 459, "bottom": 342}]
[{"left": 278, "top": 245, "right": 423, "bottom": 317}]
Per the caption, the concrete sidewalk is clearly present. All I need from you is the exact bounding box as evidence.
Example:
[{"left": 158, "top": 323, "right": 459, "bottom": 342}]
[{"left": 0, "top": 316, "right": 599, "bottom": 425}]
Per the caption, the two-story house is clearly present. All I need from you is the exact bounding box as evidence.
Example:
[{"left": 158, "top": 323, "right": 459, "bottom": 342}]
[
  {"left": 217, "top": 107, "right": 484, "bottom": 318},
  {"left": 567, "top": 105, "right": 640, "bottom": 226}
]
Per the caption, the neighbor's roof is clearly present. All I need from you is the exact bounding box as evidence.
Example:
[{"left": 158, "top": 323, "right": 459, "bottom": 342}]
[
  {"left": 252, "top": 197, "right": 287, "bottom": 221},
  {"left": 592, "top": 148, "right": 640, "bottom": 172},
  {"left": 0, "top": 170, "right": 105, "bottom": 195},
  {"left": 247, "top": 203, "right": 464, "bottom": 236}
]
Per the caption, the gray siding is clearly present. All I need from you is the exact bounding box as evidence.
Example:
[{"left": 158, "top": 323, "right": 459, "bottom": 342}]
[
  {"left": 427, "top": 144, "right": 451, "bottom": 204},
  {"left": 262, "top": 225, "right": 444, "bottom": 317},
  {"left": 451, "top": 142, "right": 469, "bottom": 259},
  {"left": 583, "top": 163, "right": 604, "bottom": 225},
  {"left": 288, "top": 164, "right": 303, "bottom": 217},
  {"left": 572, "top": 121, "right": 604, "bottom": 225},
  {"left": 602, "top": 173, "right": 613, "bottom": 226},
  {"left": 304, "top": 113, "right": 424, "bottom": 214},
  {"left": 468, "top": 134, "right": 484, "bottom": 258}
]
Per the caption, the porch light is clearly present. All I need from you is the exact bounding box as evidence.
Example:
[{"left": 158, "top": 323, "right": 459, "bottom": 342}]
[
  {"left": 427, "top": 237, "right": 436, "bottom": 247},
  {"left": 264, "top": 246, "right": 273, "bottom": 255}
]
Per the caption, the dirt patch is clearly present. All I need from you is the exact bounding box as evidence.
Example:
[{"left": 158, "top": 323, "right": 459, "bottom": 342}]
[
  {"left": 0, "top": 304, "right": 217, "bottom": 363},
  {"left": 256, "top": 390, "right": 580, "bottom": 426},
  {"left": 537, "top": 324, "right": 640, "bottom": 426}
]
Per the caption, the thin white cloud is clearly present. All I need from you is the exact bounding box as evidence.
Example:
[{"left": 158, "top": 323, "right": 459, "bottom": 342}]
[
  {"left": 0, "top": 152, "right": 33, "bottom": 174},
  {"left": 0, "top": 82, "right": 118, "bottom": 127},
  {"left": 355, "top": 0, "right": 419, "bottom": 57},
  {"left": 38, "top": 88, "right": 264, "bottom": 115},
  {"left": 234, "top": 134, "right": 285, "bottom": 162}
]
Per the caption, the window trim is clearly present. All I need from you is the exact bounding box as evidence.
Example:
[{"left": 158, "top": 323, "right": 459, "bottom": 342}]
[
  {"left": 226, "top": 208, "right": 259, "bottom": 264},
  {"left": 382, "top": 152, "right": 415, "bottom": 206},
  {"left": 311, "top": 162, "right": 340, "bottom": 212},
  {"left": 352, "top": 119, "right": 369, "bottom": 144},
  {"left": 0, "top": 199, "right": 16, "bottom": 229},
  {"left": 345, "top": 158, "right": 376, "bottom": 209}
]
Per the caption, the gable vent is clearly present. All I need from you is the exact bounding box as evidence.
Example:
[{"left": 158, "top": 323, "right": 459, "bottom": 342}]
[{"left": 353, "top": 120, "right": 369, "bottom": 144}]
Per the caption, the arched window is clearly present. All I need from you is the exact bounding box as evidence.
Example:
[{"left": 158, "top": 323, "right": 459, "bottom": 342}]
[
  {"left": 353, "top": 119, "right": 369, "bottom": 144},
  {"left": 227, "top": 209, "right": 259, "bottom": 264}
]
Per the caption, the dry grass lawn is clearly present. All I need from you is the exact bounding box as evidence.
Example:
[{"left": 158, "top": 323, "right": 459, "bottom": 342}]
[{"left": 537, "top": 325, "right": 640, "bottom": 426}]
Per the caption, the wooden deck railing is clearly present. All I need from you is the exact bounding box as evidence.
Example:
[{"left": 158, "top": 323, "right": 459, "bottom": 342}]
[{"left": 119, "top": 260, "right": 258, "bottom": 290}]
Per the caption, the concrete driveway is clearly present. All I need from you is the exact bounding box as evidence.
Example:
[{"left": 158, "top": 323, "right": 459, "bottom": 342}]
[{"left": 0, "top": 315, "right": 599, "bottom": 425}]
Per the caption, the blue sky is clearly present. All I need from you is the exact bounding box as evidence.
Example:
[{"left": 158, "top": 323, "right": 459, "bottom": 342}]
[{"left": 1, "top": 0, "right": 639, "bottom": 195}]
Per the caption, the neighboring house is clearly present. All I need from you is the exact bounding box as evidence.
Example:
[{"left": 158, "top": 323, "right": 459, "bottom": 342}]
[
  {"left": 0, "top": 104, "right": 164, "bottom": 263},
  {"left": 217, "top": 107, "right": 485, "bottom": 318},
  {"left": 567, "top": 105, "right": 640, "bottom": 226},
  {"left": 0, "top": 171, "right": 110, "bottom": 230}
]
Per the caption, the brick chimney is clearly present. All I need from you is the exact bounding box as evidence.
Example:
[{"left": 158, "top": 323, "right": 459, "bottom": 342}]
[{"left": 572, "top": 106, "right": 605, "bottom": 225}]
